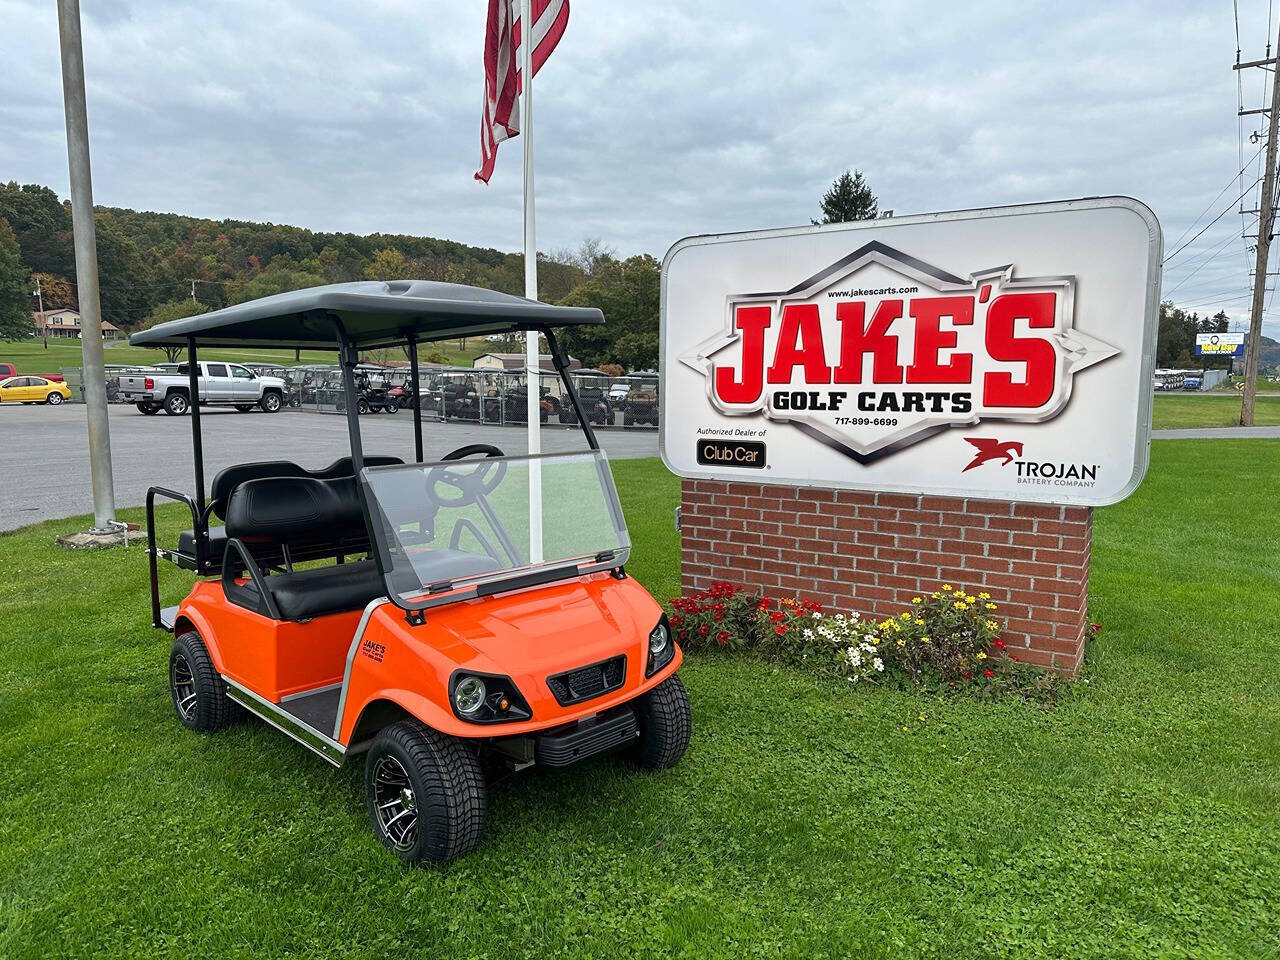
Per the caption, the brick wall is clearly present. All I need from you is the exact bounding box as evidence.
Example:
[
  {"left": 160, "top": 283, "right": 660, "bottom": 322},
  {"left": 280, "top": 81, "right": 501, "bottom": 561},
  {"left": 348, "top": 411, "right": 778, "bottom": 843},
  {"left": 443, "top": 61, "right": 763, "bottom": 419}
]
[{"left": 679, "top": 479, "right": 1092, "bottom": 675}]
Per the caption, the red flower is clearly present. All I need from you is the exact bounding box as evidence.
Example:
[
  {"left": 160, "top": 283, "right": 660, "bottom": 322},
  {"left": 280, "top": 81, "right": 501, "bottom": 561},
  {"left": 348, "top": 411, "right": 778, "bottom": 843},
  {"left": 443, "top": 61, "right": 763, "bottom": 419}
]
[
  {"left": 963, "top": 672, "right": 972, "bottom": 681},
  {"left": 769, "top": 610, "right": 786, "bottom": 623},
  {"left": 992, "top": 638, "right": 1005, "bottom": 650},
  {"left": 699, "top": 624, "right": 710, "bottom": 637},
  {"left": 1090, "top": 623, "right": 1102, "bottom": 633},
  {"left": 716, "top": 630, "right": 730, "bottom": 645},
  {"left": 983, "top": 668, "right": 994, "bottom": 678},
  {"left": 757, "top": 599, "right": 770, "bottom": 611},
  {"left": 713, "top": 612, "right": 724, "bottom": 622},
  {"left": 670, "top": 615, "right": 684, "bottom": 628},
  {"left": 774, "top": 625, "right": 787, "bottom": 636}
]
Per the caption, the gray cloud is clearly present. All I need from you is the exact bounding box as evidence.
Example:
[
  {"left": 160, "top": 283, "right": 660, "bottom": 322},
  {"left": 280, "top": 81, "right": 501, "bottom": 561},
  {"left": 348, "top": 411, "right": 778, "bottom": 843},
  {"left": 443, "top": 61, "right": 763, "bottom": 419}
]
[{"left": 0, "top": 0, "right": 1273, "bottom": 333}]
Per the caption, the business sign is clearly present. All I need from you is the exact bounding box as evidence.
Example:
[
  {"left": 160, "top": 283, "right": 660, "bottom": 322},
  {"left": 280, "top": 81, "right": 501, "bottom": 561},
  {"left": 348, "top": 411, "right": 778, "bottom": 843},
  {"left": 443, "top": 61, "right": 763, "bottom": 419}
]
[
  {"left": 660, "top": 198, "right": 1162, "bottom": 506},
  {"left": 1195, "top": 332, "right": 1244, "bottom": 357}
]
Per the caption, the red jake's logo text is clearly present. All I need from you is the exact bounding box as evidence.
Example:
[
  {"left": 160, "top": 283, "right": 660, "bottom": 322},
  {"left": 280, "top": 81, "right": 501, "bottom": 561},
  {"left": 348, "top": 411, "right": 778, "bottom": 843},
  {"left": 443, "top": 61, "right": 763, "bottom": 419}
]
[
  {"left": 962, "top": 437, "right": 1023, "bottom": 472},
  {"left": 680, "top": 242, "right": 1119, "bottom": 463}
]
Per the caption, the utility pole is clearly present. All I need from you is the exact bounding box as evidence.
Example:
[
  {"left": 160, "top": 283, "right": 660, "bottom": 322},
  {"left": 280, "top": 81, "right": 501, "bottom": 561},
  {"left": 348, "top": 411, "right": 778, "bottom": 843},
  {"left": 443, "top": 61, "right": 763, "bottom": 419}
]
[
  {"left": 56, "top": 0, "right": 116, "bottom": 531},
  {"left": 33, "top": 275, "right": 47, "bottom": 349},
  {"left": 187, "top": 278, "right": 198, "bottom": 302},
  {"left": 1238, "top": 19, "right": 1280, "bottom": 425}
]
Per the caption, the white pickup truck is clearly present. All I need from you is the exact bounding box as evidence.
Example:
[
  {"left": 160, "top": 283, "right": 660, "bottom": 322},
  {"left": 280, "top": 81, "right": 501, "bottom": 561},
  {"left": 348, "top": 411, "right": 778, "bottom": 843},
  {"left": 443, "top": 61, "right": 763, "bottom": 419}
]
[{"left": 119, "top": 361, "right": 287, "bottom": 415}]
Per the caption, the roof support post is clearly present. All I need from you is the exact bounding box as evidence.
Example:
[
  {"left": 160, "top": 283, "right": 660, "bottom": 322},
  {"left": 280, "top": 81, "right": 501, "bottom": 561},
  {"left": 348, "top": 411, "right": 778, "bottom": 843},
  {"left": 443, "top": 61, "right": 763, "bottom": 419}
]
[
  {"left": 187, "top": 337, "right": 206, "bottom": 518},
  {"left": 335, "top": 325, "right": 365, "bottom": 472},
  {"left": 544, "top": 326, "right": 598, "bottom": 451},
  {"left": 407, "top": 332, "right": 423, "bottom": 463}
]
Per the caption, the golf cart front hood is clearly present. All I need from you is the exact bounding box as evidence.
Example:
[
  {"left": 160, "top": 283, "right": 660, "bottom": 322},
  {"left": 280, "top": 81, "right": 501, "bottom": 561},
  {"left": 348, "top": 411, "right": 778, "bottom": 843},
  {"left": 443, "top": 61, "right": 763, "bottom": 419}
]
[{"left": 416, "top": 574, "right": 662, "bottom": 678}]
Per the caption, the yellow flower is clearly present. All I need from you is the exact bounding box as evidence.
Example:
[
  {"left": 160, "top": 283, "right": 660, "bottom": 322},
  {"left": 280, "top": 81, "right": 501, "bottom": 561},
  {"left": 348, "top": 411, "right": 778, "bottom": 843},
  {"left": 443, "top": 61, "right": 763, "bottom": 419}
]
[
  {"left": 921, "top": 636, "right": 931, "bottom": 643},
  {"left": 900, "top": 612, "right": 911, "bottom": 620},
  {"left": 941, "top": 584, "right": 952, "bottom": 592},
  {"left": 897, "top": 637, "right": 906, "bottom": 647},
  {"left": 979, "top": 592, "right": 991, "bottom": 600},
  {"left": 976, "top": 651, "right": 987, "bottom": 660},
  {"left": 954, "top": 600, "right": 968, "bottom": 610},
  {"left": 965, "top": 595, "right": 976, "bottom": 603},
  {"left": 918, "top": 714, "right": 926, "bottom": 723},
  {"left": 912, "top": 597, "right": 922, "bottom": 604},
  {"left": 985, "top": 602, "right": 997, "bottom": 610},
  {"left": 902, "top": 725, "right": 909, "bottom": 732},
  {"left": 913, "top": 617, "right": 924, "bottom": 624},
  {"left": 985, "top": 620, "right": 999, "bottom": 630}
]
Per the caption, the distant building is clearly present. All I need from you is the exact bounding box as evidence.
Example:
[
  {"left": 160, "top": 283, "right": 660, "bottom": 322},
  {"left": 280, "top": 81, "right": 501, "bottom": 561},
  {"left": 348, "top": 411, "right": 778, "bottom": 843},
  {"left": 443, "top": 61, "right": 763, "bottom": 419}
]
[
  {"left": 32, "top": 308, "right": 120, "bottom": 341},
  {"left": 472, "top": 352, "right": 580, "bottom": 372}
]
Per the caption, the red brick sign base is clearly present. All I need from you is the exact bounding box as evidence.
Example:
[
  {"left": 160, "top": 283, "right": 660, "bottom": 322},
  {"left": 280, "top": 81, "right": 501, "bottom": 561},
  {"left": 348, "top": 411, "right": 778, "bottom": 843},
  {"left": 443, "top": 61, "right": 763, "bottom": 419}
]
[{"left": 679, "top": 479, "right": 1092, "bottom": 675}]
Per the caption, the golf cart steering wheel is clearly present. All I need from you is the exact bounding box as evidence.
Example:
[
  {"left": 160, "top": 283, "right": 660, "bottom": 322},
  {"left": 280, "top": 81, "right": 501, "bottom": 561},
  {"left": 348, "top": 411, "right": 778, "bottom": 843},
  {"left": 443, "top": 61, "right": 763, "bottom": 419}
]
[{"left": 426, "top": 445, "right": 507, "bottom": 508}]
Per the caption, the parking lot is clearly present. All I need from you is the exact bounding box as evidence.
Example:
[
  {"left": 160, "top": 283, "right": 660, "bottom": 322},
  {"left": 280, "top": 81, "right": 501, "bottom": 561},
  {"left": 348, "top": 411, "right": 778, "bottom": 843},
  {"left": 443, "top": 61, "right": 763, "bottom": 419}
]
[{"left": 0, "top": 404, "right": 658, "bottom": 532}]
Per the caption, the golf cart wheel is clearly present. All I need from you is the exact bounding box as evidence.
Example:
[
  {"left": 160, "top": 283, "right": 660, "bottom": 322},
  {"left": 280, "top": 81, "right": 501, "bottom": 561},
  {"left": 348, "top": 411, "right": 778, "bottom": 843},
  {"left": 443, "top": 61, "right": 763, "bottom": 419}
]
[
  {"left": 137, "top": 402, "right": 159, "bottom": 415},
  {"left": 46, "top": 391, "right": 64, "bottom": 405},
  {"left": 357, "top": 399, "right": 371, "bottom": 415},
  {"left": 169, "top": 631, "right": 235, "bottom": 732},
  {"left": 365, "top": 720, "right": 486, "bottom": 864},
  {"left": 234, "top": 404, "right": 255, "bottom": 413},
  {"left": 163, "top": 392, "right": 189, "bottom": 416},
  {"left": 628, "top": 674, "right": 692, "bottom": 771},
  {"left": 384, "top": 402, "right": 398, "bottom": 414},
  {"left": 259, "top": 391, "right": 282, "bottom": 413}
]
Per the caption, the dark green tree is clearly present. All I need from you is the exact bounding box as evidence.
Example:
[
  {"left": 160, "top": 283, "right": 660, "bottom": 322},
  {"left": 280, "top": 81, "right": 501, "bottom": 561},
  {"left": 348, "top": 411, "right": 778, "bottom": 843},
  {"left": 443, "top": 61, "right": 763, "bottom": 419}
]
[
  {"left": 0, "top": 218, "right": 32, "bottom": 340},
  {"left": 136, "top": 299, "right": 210, "bottom": 361},
  {"left": 558, "top": 255, "right": 660, "bottom": 370},
  {"left": 814, "top": 170, "right": 878, "bottom": 224}
]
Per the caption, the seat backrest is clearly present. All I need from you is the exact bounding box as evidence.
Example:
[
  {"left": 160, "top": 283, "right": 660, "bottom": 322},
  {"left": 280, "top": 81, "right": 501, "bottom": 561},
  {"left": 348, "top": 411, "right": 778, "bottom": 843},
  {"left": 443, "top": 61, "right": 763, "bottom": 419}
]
[
  {"left": 225, "top": 476, "right": 367, "bottom": 546},
  {"left": 209, "top": 455, "right": 403, "bottom": 520}
]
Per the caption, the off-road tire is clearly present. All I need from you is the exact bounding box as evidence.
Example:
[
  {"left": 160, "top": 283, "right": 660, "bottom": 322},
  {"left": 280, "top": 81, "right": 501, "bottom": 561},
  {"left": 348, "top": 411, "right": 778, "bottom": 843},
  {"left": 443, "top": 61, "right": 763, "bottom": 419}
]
[
  {"left": 163, "top": 392, "right": 189, "bottom": 416},
  {"left": 628, "top": 674, "right": 692, "bottom": 771},
  {"left": 46, "top": 392, "right": 64, "bottom": 405},
  {"left": 383, "top": 402, "right": 398, "bottom": 414},
  {"left": 259, "top": 391, "right": 282, "bottom": 413},
  {"left": 234, "top": 404, "right": 255, "bottom": 413},
  {"left": 137, "top": 402, "right": 159, "bottom": 415},
  {"left": 357, "top": 399, "right": 371, "bottom": 415},
  {"left": 364, "top": 720, "right": 486, "bottom": 864},
  {"left": 169, "top": 631, "right": 235, "bottom": 732}
]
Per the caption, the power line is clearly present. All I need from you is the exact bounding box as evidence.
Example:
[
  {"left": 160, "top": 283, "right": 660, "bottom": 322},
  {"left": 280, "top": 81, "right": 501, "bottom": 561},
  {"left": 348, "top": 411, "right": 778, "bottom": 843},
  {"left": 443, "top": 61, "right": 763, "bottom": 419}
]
[
  {"left": 1169, "top": 141, "right": 1264, "bottom": 250},
  {"left": 1163, "top": 230, "right": 1243, "bottom": 296},
  {"left": 1163, "top": 177, "right": 1264, "bottom": 264}
]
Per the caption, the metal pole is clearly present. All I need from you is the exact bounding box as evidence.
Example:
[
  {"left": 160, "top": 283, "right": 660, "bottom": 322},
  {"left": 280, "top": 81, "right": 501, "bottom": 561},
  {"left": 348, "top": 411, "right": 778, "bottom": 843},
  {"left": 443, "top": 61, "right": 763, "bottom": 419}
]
[
  {"left": 408, "top": 333, "right": 423, "bottom": 463},
  {"left": 56, "top": 0, "right": 115, "bottom": 530},
  {"left": 520, "top": 0, "right": 543, "bottom": 563},
  {"left": 186, "top": 339, "right": 206, "bottom": 517},
  {"left": 1242, "top": 18, "right": 1280, "bottom": 425}
]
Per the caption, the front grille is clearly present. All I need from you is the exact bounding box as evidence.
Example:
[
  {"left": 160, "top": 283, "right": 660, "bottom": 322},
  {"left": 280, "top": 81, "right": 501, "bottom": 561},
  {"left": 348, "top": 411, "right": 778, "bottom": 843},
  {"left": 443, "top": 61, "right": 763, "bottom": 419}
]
[{"left": 546, "top": 655, "right": 627, "bottom": 706}]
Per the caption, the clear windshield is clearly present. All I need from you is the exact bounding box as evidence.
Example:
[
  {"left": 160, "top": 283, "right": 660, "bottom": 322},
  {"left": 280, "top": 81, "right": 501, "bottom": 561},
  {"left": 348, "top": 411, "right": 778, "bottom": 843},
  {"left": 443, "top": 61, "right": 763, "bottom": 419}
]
[{"left": 361, "top": 450, "right": 630, "bottom": 607}]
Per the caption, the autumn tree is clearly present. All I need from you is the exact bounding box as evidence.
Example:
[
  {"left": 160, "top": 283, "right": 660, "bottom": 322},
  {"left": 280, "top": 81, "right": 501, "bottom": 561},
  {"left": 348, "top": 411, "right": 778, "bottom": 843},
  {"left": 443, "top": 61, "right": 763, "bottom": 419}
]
[
  {"left": 814, "top": 170, "right": 878, "bottom": 224},
  {"left": 0, "top": 218, "right": 31, "bottom": 340}
]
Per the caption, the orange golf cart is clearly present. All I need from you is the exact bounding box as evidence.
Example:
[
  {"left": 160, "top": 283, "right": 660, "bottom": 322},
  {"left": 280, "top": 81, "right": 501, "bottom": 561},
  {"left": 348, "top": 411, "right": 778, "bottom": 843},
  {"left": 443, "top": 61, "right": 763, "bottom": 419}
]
[{"left": 134, "top": 281, "right": 689, "bottom": 864}]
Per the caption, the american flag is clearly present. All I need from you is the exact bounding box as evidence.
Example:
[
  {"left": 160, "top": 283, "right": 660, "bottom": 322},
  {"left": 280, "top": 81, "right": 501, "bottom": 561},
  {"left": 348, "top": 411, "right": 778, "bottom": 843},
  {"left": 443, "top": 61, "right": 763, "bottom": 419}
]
[{"left": 475, "top": 0, "right": 570, "bottom": 183}]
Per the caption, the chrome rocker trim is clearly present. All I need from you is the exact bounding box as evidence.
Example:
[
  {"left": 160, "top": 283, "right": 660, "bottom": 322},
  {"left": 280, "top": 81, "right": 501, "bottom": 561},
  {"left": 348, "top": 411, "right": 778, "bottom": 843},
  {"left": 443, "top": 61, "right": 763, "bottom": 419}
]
[{"left": 223, "top": 677, "right": 347, "bottom": 767}]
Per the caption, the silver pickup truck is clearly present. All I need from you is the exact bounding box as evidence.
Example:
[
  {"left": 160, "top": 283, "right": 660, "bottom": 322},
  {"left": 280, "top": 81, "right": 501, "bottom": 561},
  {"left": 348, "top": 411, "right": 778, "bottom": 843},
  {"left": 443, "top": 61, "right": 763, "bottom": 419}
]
[{"left": 119, "top": 361, "right": 287, "bottom": 415}]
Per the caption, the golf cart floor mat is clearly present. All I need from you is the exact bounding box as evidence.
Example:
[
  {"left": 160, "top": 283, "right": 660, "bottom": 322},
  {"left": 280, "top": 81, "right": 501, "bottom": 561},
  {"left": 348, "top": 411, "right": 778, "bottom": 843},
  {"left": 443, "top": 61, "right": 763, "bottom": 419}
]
[{"left": 279, "top": 685, "right": 342, "bottom": 732}]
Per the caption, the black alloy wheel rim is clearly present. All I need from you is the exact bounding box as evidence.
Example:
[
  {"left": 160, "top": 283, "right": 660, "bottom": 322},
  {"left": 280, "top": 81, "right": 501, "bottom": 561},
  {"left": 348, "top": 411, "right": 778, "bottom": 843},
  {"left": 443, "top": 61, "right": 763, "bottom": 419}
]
[
  {"left": 171, "top": 654, "right": 197, "bottom": 721},
  {"left": 372, "top": 755, "right": 418, "bottom": 852}
]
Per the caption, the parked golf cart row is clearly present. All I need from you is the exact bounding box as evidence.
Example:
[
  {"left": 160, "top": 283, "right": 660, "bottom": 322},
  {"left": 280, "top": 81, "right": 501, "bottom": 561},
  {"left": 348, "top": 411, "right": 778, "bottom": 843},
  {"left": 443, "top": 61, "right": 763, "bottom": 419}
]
[{"left": 134, "top": 280, "right": 691, "bottom": 866}]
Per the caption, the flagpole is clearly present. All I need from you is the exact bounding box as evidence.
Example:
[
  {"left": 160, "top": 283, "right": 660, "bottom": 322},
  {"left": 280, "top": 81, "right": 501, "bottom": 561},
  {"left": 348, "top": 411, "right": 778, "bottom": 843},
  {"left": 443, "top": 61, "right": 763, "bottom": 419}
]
[{"left": 521, "top": 0, "right": 543, "bottom": 563}]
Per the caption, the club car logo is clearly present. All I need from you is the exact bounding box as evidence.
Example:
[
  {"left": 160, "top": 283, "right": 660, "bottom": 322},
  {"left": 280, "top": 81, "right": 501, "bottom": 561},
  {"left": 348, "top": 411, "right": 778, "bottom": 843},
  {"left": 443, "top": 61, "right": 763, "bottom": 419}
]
[{"left": 679, "top": 242, "right": 1120, "bottom": 463}]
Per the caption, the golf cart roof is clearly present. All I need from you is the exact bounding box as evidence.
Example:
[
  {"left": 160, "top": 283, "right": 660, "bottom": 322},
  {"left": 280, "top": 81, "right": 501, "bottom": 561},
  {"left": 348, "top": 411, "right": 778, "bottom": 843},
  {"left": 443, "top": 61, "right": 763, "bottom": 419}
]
[{"left": 129, "top": 280, "right": 604, "bottom": 350}]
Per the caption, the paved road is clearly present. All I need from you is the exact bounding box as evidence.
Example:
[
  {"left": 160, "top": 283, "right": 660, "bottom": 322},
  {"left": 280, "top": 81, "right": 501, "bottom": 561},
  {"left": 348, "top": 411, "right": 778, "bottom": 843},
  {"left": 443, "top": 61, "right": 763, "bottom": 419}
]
[
  {"left": 1151, "top": 425, "right": 1280, "bottom": 439},
  {"left": 0, "top": 404, "right": 658, "bottom": 531}
]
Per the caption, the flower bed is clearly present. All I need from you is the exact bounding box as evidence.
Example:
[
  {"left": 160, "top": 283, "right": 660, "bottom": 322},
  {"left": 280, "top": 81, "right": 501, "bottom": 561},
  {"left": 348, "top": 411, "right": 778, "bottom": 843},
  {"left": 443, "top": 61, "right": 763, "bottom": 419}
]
[{"left": 668, "top": 582, "right": 1063, "bottom": 703}]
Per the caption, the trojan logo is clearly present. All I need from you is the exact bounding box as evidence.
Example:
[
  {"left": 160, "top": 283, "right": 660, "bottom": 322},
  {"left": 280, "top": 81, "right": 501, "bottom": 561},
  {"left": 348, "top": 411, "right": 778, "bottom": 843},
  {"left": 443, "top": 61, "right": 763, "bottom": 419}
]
[
  {"left": 679, "top": 242, "right": 1120, "bottom": 464},
  {"left": 962, "top": 438, "right": 1023, "bottom": 472}
]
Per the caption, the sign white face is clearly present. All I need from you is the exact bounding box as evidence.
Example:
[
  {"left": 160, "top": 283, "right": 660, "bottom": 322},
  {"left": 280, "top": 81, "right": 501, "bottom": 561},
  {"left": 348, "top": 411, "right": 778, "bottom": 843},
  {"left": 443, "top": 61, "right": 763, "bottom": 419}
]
[
  {"left": 659, "top": 198, "right": 1162, "bottom": 506},
  {"left": 1195, "top": 332, "right": 1245, "bottom": 356}
]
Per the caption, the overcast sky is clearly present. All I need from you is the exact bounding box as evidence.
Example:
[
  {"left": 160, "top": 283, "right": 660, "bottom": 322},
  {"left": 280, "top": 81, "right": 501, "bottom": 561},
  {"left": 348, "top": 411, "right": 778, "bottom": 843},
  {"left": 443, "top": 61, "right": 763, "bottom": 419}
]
[{"left": 1, "top": 0, "right": 1275, "bottom": 333}]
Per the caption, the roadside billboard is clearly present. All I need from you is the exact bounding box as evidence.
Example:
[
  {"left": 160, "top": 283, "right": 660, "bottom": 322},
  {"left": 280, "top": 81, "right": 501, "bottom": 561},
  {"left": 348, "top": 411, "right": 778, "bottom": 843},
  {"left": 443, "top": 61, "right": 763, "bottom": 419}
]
[
  {"left": 1195, "top": 332, "right": 1244, "bottom": 357},
  {"left": 659, "top": 198, "right": 1162, "bottom": 506}
]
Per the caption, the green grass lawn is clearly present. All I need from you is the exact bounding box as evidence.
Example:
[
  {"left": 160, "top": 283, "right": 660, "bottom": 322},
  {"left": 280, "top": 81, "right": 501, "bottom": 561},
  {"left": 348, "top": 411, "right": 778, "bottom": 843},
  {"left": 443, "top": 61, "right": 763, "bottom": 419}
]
[
  {"left": 1, "top": 447, "right": 1277, "bottom": 957},
  {"left": 1153, "top": 393, "right": 1280, "bottom": 429},
  {"left": 0, "top": 337, "right": 485, "bottom": 372}
]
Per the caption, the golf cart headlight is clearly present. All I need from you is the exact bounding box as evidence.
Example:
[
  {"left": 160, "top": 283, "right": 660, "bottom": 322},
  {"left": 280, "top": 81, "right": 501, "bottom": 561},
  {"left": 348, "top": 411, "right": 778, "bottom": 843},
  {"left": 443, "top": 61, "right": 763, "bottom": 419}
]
[
  {"left": 453, "top": 676, "right": 486, "bottom": 715},
  {"left": 646, "top": 615, "right": 675, "bottom": 676},
  {"left": 649, "top": 622, "right": 669, "bottom": 655}
]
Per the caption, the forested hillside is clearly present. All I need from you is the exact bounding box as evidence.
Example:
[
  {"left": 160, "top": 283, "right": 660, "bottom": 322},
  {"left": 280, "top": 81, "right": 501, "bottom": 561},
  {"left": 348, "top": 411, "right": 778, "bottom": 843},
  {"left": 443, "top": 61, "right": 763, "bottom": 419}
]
[{"left": 0, "top": 181, "right": 661, "bottom": 370}]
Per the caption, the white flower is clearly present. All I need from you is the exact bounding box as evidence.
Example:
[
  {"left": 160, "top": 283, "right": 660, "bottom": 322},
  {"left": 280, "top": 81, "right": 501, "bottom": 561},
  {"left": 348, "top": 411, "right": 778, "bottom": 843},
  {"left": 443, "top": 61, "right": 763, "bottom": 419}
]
[{"left": 873, "top": 658, "right": 884, "bottom": 672}]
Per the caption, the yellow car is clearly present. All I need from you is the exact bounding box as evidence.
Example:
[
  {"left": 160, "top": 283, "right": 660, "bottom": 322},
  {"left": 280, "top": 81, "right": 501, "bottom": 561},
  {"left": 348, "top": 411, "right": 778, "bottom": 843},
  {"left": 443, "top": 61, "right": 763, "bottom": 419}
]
[{"left": 0, "top": 375, "right": 72, "bottom": 405}]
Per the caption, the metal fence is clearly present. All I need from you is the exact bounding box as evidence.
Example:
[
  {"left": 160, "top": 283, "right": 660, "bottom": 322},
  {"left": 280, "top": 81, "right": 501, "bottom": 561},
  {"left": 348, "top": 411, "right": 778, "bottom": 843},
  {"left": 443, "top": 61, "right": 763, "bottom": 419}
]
[{"left": 58, "top": 362, "right": 662, "bottom": 429}]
